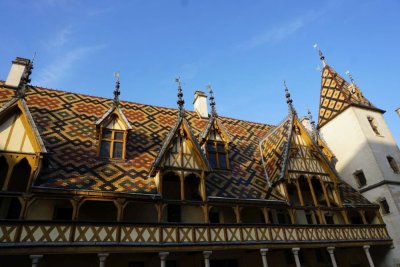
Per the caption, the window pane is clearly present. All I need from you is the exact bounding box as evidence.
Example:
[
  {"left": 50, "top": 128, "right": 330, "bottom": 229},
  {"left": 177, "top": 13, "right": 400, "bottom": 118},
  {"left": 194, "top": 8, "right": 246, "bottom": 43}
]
[
  {"left": 100, "top": 141, "right": 111, "bottom": 157},
  {"left": 207, "top": 142, "right": 215, "bottom": 152},
  {"left": 114, "top": 131, "right": 124, "bottom": 140},
  {"left": 217, "top": 143, "right": 225, "bottom": 153},
  {"left": 208, "top": 153, "right": 217, "bottom": 169},
  {"left": 113, "top": 142, "right": 123, "bottom": 158},
  {"left": 218, "top": 154, "right": 227, "bottom": 169},
  {"left": 102, "top": 130, "right": 112, "bottom": 139}
]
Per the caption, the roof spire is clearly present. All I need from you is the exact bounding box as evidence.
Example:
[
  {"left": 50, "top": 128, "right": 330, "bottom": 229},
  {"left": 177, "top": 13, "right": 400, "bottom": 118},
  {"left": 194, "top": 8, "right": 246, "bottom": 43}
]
[
  {"left": 284, "top": 80, "right": 296, "bottom": 115},
  {"left": 345, "top": 70, "right": 357, "bottom": 94},
  {"left": 16, "top": 53, "right": 35, "bottom": 99},
  {"left": 207, "top": 84, "right": 217, "bottom": 117},
  {"left": 176, "top": 77, "right": 185, "bottom": 116},
  {"left": 113, "top": 72, "right": 121, "bottom": 107},
  {"left": 313, "top": 43, "right": 327, "bottom": 67},
  {"left": 307, "top": 107, "right": 318, "bottom": 141}
]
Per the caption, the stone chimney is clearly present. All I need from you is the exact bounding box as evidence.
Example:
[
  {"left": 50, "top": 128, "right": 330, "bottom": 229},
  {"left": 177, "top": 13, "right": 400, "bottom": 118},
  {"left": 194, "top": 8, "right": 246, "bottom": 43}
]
[
  {"left": 193, "top": 91, "right": 209, "bottom": 118},
  {"left": 5, "top": 57, "right": 31, "bottom": 88}
]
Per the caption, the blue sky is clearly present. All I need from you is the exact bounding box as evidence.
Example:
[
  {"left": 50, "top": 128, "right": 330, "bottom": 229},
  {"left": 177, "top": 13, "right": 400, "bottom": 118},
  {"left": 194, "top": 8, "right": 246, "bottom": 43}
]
[{"left": 1, "top": 0, "right": 399, "bottom": 141}]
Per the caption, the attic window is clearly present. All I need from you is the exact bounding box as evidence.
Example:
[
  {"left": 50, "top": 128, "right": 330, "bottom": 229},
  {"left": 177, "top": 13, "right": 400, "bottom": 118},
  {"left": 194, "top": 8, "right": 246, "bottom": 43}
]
[
  {"left": 367, "top": 116, "right": 380, "bottom": 135},
  {"left": 387, "top": 156, "right": 399, "bottom": 174},
  {"left": 100, "top": 129, "right": 125, "bottom": 159},
  {"left": 379, "top": 198, "right": 390, "bottom": 214},
  {"left": 353, "top": 170, "right": 366, "bottom": 188},
  {"left": 205, "top": 128, "right": 229, "bottom": 169}
]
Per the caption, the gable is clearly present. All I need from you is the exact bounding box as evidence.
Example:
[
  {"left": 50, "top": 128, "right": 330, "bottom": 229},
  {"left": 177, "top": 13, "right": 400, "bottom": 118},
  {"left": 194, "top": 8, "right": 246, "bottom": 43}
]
[
  {"left": 0, "top": 99, "right": 46, "bottom": 153},
  {"left": 152, "top": 117, "right": 210, "bottom": 174},
  {"left": 287, "top": 120, "right": 335, "bottom": 183},
  {"left": 201, "top": 117, "right": 232, "bottom": 144},
  {"left": 164, "top": 133, "right": 202, "bottom": 169}
]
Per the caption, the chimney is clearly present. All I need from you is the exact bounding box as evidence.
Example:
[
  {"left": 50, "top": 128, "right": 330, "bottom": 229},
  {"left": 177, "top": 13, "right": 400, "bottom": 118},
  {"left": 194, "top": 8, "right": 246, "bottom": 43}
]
[
  {"left": 300, "top": 116, "right": 313, "bottom": 132},
  {"left": 193, "top": 91, "right": 208, "bottom": 118},
  {"left": 5, "top": 57, "right": 31, "bottom": 88}
]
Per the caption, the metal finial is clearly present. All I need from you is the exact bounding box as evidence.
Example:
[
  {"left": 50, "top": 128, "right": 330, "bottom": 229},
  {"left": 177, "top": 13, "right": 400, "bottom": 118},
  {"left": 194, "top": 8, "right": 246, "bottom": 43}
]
[
  {"left": 345, "top": 70, "right": 356, "bottom": 94},
  {"left": 207, "top": 84, "right": 217, "bottom": 117},
  {"left": 176, "top": 77, "right": 185, "bottom": 116},
  {"left": 113, "top": 72, "right": 120, "bottom": 106},
  {"left": 307, "top": 107, "right": 318, "bottom": 140},
  {"left": 313, "top": 43, "right": 327, "bottom": 67},
  {"left": 284, "top": 80, "right": 296, "bottom": 114}
]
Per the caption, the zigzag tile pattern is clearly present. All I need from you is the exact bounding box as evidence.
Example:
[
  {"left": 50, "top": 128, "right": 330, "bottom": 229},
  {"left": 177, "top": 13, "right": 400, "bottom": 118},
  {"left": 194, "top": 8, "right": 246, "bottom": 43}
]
[{"left": 318, "top": 65, "right": 376, "bottom": 127}]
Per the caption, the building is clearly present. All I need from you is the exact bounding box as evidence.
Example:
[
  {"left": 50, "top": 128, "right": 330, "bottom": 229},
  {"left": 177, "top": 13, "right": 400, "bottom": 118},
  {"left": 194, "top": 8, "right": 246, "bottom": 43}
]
[
  {"left": 315, "top": 50, "right": 400, "bottom": 267},
  {"left": 0, "top": 53, "right": 396, "bottom": 267}
]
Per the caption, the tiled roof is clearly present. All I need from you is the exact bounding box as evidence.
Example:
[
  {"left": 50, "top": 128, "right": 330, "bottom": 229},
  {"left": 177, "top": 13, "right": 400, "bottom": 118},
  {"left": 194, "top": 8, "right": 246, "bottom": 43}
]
[
  {"left": 0, "top": 83, "right": 374, "bottom": 205},
  {"left": 0, "top": 84, "right": 274, "bottom": 199},
  {"left": 318, "top": 65, "right": 381, "bottom": 128}
]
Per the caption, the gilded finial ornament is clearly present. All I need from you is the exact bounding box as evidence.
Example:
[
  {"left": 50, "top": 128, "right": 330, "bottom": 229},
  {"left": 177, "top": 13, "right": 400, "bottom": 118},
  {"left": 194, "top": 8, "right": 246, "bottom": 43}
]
[
  {"left": 113, "top": 72, "right": 121, "bottom": 106},
  {"left": 313, "top": 43, "right": 327, "bottom": 67},
  {"left": 207, "top": 84, "right": 217, "bottom": 117},
  {"left": 176, "top": 77, "right": 185, "bottom": 116}
]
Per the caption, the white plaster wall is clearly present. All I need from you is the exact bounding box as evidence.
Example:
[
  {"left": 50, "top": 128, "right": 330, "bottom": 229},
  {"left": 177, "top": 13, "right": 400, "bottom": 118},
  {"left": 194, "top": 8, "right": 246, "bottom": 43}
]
[{"left": 320, "top": 106, "right": 400, "bottom": 266}]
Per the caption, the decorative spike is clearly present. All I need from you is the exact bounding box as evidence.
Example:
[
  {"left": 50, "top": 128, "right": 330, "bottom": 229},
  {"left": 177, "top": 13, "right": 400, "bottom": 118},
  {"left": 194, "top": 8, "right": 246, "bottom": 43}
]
[
  {"left": 113, "top": 72, "right": 121, "bottom": 106},
  {"left": 16, "top": 56, "right": 34, "bottom": 99},
  {"left": 345, "top": 70, "right": 356, "bottom": 94},
  {"left": 207, "top": 84, "right": 217, "bottom": 117},
  {"left": 284, "top": 80, "right": 296, "bottom": 115},
  {"left": 176, "top": 77, "right": 185, "bottom": 116},
  {"left": 307, "top": 107, "right": 318, "bottom": 141},
  {"left": 313, "top": 43, "right": 327, "bottom": 67}
]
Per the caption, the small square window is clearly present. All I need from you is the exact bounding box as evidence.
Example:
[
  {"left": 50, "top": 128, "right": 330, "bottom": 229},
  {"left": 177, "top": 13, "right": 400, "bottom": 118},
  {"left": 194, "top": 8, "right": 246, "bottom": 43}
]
[
  {"left": 379, "top": 199, "right": 390, "bottom": 214},
  {"left": 353, "top": 170, "right": 367, "bottom": 188},
  {"left": 387, "top": 156, "right": 399, "bottom": 174},
  {"left": 367, "top": 116, "right": 381, "bottom": 135}
]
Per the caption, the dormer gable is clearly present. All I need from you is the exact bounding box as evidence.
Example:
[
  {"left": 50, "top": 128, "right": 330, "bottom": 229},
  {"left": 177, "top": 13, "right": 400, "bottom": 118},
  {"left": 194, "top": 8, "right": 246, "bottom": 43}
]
[
  {"left": 201, "top": 116, "right": 231, "bottom": 170},
  {"left": 0, "top": 98, "right": 46, "bottom": 154},
  {"left": 150, "top": 116, "right": 210, "bottom": 176},
  {"left": 95, "top": 106, "right": 131, "bottom": 159}
]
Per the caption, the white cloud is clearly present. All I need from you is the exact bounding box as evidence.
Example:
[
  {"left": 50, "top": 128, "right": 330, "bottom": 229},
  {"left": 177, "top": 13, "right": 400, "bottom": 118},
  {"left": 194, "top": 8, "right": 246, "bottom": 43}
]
[
  {"left": 236, "top": 9, "right": 325, "bottom": 50},
  {"left": 34, "top": 44, "right": 106, "bottom": 86},
  {"left": 50, "top": 26, "right": 73, "bottom": 48}
]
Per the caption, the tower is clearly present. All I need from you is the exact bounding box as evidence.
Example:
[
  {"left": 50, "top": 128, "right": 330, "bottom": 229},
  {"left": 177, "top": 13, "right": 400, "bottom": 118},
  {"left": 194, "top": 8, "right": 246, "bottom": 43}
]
[{"left": 315, "top": 48, "right": 400, "bottom": 266}]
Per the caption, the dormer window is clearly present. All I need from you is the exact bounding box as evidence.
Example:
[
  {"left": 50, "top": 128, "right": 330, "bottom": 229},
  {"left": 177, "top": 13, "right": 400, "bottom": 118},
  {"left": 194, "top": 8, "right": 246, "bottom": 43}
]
[
  {"left": 205, "top": 127, "right": 229, "bottom": 169},
  {"left": 96, "top": 111, "right": 131, "bottom": 160},
  {"left": 100, "top": 129, "right": 125, "bottom": 159}
]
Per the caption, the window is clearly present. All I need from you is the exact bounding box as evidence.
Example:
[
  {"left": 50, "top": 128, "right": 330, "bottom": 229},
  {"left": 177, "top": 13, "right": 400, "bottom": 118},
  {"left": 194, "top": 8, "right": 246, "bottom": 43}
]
[
  {"left": 353, "top": 170, "right": 367, "bottom": 188},
  {"left": 379, "top": 198, "right": 390, "bottom": 214},
  {"left": 367, "top": 116, "right": 380, "bottom": 135},
  {"left": 99, "top": 129, "right": 125, "bottom": 159},
  {"left": 387, "top": 156, "right": 399, "bottom": 174},
  {"left": 206, "top": 141, "right": 228, "bottom": 169}
]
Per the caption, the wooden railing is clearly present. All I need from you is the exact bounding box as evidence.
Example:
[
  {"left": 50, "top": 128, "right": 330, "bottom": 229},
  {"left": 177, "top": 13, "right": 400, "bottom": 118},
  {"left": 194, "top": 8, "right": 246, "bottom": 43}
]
[{"left": 0, "top": 221, "right": 390, "bottom": 245}]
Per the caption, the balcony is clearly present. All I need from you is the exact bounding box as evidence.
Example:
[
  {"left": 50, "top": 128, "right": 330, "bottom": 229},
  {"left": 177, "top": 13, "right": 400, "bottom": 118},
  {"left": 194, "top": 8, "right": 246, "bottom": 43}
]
[{"left": 0, "top": 221, "right": 391, "bottom": 250}]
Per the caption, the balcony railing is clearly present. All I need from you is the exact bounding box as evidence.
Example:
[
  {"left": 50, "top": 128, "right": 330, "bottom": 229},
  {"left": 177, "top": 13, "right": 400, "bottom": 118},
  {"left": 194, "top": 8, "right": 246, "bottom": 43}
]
[{"left": 0, "top": 221, "right": 390, "bottom": 246}]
